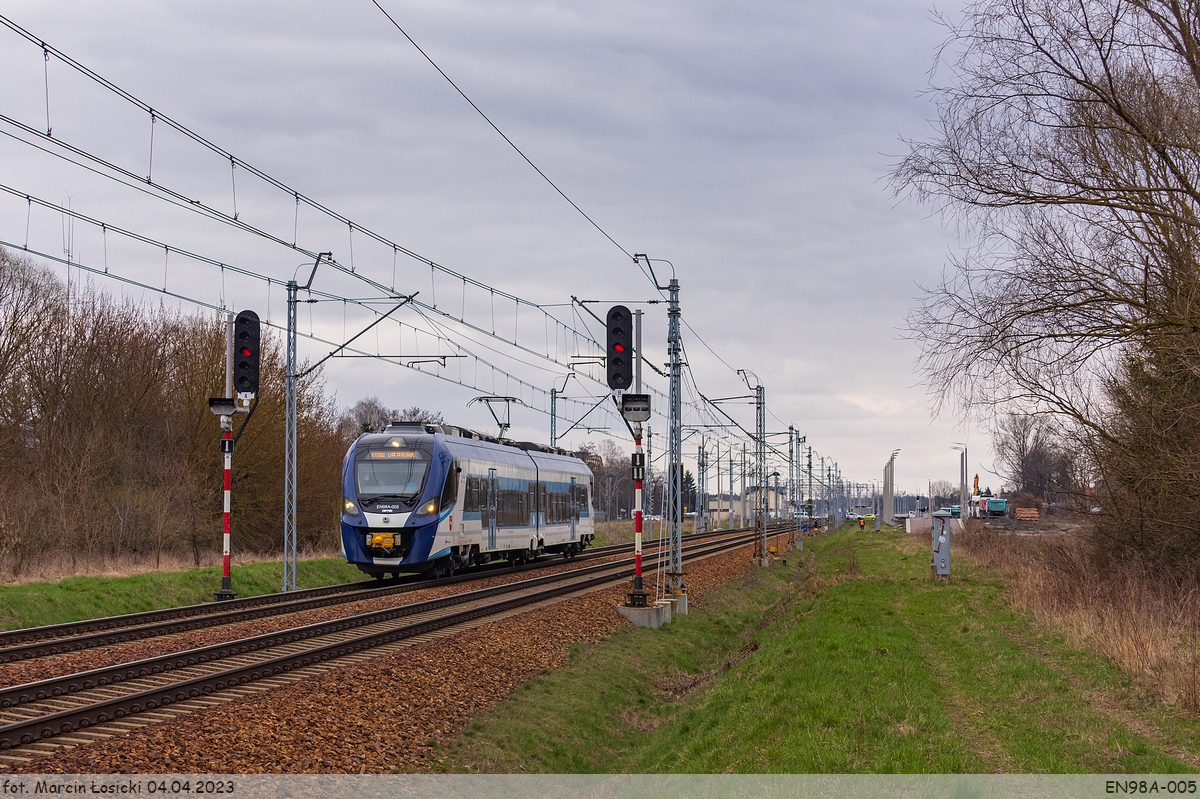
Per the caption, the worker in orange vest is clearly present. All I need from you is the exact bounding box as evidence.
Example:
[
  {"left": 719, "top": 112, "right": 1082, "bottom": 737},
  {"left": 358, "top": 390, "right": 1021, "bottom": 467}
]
[{"left": 859, "top": 517, "right": 865, "bottom": 530}]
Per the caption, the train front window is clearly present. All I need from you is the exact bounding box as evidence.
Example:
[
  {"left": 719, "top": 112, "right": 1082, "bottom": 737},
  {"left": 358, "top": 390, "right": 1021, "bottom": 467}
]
[{"left": 355, "top": 459, "right": 430, "bottom": 498}]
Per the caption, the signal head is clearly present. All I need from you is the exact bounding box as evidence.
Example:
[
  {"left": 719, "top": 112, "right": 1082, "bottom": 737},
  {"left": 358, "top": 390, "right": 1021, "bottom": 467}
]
[
  {"left": 233, "top": 310, "right": 261, "bottom": 395},
  {"left": 605, "top": 305, "right": 633, "bottom": 391}
]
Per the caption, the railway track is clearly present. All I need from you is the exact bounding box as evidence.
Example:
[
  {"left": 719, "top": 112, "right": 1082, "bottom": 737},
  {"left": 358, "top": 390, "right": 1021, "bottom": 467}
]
[
  {"left": 0, "top": 526, "right": 781, "bottom": 761},
  {"left": 0, "top": 524, "right": 772, "bottom": 663}
]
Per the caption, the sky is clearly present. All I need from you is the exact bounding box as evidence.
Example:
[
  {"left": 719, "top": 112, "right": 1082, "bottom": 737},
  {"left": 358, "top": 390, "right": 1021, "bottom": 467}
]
[{"left": 0, "top": 0, "right": 997, "bottom": 498}]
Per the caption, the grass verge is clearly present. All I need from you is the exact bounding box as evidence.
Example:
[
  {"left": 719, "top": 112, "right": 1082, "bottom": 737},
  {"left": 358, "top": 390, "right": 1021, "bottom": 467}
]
[
  {"left": 443, "top": 524, "right": 1200, "bottom": 773},
  {"left": 0, "top": 557, "right": 365, "bottom": 631}
]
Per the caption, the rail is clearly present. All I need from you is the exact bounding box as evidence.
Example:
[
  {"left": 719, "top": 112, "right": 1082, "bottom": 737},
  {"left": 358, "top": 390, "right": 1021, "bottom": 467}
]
[
  {"left": 0, "top": 523, "right": 773, "bottom": 661},
  {"left": 0, "top": 525, "right": 780, "bottom": 751}
]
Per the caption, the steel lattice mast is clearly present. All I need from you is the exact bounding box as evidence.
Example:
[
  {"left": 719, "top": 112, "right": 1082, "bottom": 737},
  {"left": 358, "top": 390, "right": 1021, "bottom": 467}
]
[
  {"left": 756, "top": 383, "right": 766, "bottom": 561},
  {"left": 787, "top": 425, "right": 795, "bottom": 548},
  {"left": 282, "top": 254, "right": 325, "bottom": 593},
  {"left": 667, "top": 277, "right": 684, "bottom": 595},
  {"left": 283, "top": 278, "right": 299, "bottom": 592}
]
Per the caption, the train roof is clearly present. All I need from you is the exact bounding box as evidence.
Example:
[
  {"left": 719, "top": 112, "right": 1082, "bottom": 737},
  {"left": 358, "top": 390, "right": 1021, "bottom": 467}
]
[{"left": 379, "top": 421, "right": 585, "bottom": 462}]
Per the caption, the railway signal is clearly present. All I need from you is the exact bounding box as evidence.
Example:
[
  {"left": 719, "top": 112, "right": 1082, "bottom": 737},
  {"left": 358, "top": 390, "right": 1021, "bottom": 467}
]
[
  {"left": 617, "top": 307, "right": 651, "bottom": 613},
  {"left": 234, "top": 310, "right": 261, "bottom": 395},
  {"left": 209, "top": 310, "right": 259, "bottom": 601},
  {"left": 606, "top": 305, "right": 632, "bottom": 390}
]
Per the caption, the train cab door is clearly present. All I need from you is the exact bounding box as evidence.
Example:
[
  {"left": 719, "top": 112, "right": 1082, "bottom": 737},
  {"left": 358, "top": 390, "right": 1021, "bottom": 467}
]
[
  {"left": 487, "top": 468, "right": 498, "bottom": 550},
  {"left": 570, "top": 476, "right": 577, "bottom": 542}
]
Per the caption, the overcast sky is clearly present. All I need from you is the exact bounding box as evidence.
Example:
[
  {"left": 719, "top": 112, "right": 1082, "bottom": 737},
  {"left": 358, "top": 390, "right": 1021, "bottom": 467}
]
[{"left": 0, "top": 0, "right": 996, "bottom": 498}]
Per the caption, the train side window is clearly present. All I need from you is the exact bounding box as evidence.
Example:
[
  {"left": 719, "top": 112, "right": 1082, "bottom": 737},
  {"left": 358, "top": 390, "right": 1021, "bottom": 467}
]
[
  {"left": 465, "top": 475, "right": 480, "bottom": 512},
  {"left": 441, "top": 461, "right": 459, "bottom": 509},
  {"left": 500, "top": 487, "right": 517, "bottom": 527}
]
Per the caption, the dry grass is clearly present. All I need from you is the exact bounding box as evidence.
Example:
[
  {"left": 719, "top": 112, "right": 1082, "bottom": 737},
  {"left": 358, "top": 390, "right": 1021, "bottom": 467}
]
[
  {"left": 0, "top": 546, "right": 342, "bottom": 586},
  {"left": 955, "top": 520, "right": 1200, "bottom": 711}
]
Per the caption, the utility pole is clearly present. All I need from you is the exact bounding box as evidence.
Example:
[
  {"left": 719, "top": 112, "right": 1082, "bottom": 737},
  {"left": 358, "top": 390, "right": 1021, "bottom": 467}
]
[
  {"left": 952, "top": 443, "right": 968, "bottom": 520},
  {"left": 835, "top": 464, "right": 842, "bottom": 525},
  {"left": 716, "top": 440, "right": 723, "bottom": 530},
  {"left": 807, "top": 446, "right": 813, "bottom": 523},
  {"left": 606, "top": 474, "right": 614, "bottom": 539},
  {"left": 549, "top": 387, "right": 557, "bottom": 448},
  {"left": 729, "top": 448, "right": 735, "bottom": 530},
  {"left": 740, "top": 443, "right": 747, "bottom": 529},
  {"left": 645, "top": 425, "right": 653, "bottom": 538},
  {"left": 284, "top": 254, "right": 326, "bottom": 592},
  {"left": 832, "top": 462, "right": 838, "bottom": 524},
  {"left": 697, "top": 438, "right": 708, "bottom": 534},
  {"left": 883, "top": 449, "right": 899, "bottom": 528},
  {"left": 666, "top": 277, "right": 685, "bottom": 598},
  {"left": 795, "top": 435, "right": 806, "bottom": 549},
  {"left": 787, "top": 426, "right": 795, "bottom": 548},
  {"left": 757, "top": 383, "right": 766, "bottom": 561},
  {"left": 739, "top": 372, "right": 767, "bottom": 566},
  {"left": 284, "top": 280, "right": 300, "bottom": 593},
  {"left": 819, "top": 455, "right": 826, "bottom": 521}
]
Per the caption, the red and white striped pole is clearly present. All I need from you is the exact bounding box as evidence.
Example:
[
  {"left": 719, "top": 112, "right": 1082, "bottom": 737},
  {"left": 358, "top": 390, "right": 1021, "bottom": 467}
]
[
  {"left": 634, "top": 433, "right": 644, "bottom": 592},
  {"left": 216, "top": 425, "right": 235, "bottom": 600},
  {"left": 628, "top": 307, "right": 647, "bottom": 607},
  {"left": 216, "top": 310, "right": 236, "bottom": 600},
  {"left": 222, "top": 431, "right": 232, "bottom": 581}
]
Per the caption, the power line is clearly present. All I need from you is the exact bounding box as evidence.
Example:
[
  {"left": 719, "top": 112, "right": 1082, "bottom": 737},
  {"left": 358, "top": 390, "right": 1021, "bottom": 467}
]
[
  {"left": 0, "top": 15, "right": 607, "bottom": 356},
  {"left": 0, "top": 190, "right": 620, "bottom": 419},
  {"left": 0, "top": 108, "right": 606, "bottom": 362},
  {"left": 369, "top": 0, "right": 633, "bottom": 263},
  {"left": 1, "top": 13, "right": 846, "bottom": 475},
  {"left": 1, "top": 13, "right": 735, "bottom": 432},
  {"left": 2, "top": 179, "right": 681, "bottom": 450}
]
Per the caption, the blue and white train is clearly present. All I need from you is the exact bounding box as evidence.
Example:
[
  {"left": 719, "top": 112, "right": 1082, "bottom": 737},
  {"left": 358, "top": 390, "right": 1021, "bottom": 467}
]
[{"left": 340, "top": 421, "right": 595, "bottom": 578}]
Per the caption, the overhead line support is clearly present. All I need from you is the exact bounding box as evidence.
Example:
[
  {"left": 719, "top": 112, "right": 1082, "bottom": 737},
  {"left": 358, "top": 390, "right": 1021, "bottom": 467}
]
[
  {"left": 666, "top": 277, "right": 685, "bottom": 598},
  {"left": 284, "top": 252, "right": 330, "bottom": 592}
]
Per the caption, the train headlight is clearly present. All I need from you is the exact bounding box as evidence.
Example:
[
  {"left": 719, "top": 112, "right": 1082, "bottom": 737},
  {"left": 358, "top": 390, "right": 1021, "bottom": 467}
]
[
  {"left": 343, "top": 498, "right": 361, "bottom": 516},
  {"left": 423, "top": 500, "right": 438, "bottom": 516}
]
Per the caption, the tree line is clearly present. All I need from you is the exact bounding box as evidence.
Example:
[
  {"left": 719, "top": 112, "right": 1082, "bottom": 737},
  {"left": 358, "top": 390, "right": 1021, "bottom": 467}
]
[{"left": 0, "top": 248, "right": 354, "bottom": 577}]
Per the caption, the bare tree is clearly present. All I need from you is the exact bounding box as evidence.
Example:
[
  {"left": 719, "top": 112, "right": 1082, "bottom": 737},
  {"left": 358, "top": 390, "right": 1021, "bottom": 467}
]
[
  {"left": 588, "top": 439, "right": 630, "bottom": 521},
  {"left": 930, "top": 480, "right": 957, "bottom": 508},
  {"left": 892, "top": 0, "right": 1200, "bottom": 566},
  {"left": 345, "top": 397, "right": 397, "bottom": 434},
  {"left": 894, "top": 0, "right": 1200, "bottom": 423},
  {"left": 395, "top": 406, "right": 445, "bottom": 425}
]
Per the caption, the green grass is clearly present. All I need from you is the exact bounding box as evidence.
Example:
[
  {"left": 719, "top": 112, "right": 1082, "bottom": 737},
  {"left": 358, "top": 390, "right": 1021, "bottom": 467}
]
[
  {"left": 443, "top": 523, "right": 1200, "bottom": 773},
  {"left": 0, "top": 557, "right": 366, "bottom": 631}
]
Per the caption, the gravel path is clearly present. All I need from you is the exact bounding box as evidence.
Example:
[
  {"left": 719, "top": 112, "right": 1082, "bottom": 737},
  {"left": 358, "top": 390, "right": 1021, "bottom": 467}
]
[{"left": 9, "top": 543, "right": 755, "bottom": 774}]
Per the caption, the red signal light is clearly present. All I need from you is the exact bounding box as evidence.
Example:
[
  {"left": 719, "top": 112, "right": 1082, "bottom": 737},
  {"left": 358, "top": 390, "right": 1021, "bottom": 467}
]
[
  {"left": 239, "top": 346, "right": 252, "bottom": 357},
  {"left": 613, "top": 343, "right": 625, "bottom": 353}
]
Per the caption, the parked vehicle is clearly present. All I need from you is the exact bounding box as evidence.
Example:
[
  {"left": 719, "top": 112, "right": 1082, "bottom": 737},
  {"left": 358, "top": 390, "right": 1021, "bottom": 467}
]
[{"left": 984, "top": 498, "right": 1008, "bottom": 517}]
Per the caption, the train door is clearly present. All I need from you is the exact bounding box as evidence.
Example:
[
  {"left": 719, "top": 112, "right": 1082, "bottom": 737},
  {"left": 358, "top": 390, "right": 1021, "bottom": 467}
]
[
  {"left": 487, "top": 468, "right": 498, "bottom": 550},
  {"left": 570, "top": 476, "right": 577, "bottom": 542}
]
